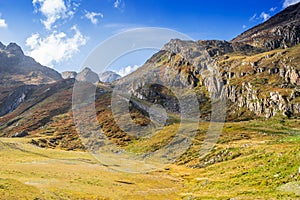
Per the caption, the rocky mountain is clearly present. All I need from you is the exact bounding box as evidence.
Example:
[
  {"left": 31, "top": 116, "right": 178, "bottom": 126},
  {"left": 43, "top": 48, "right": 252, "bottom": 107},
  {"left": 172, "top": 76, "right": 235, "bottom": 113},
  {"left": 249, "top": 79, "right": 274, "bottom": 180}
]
[
  {"left": 113, "top": 3, "right": 300, "bottom": 121},
  {"left": 0, "top": 42, "right": 62, "bottom": 86},
  {"left": 1, "top": 2, "right": 300, "bottom": 152},
  {"left": 232, "top": 2, "right": 300, "bottom": 50},
  {"left": 62, "top": 71, "right": 77, "bottom": 79},
  {"left": 0, "top": 78, "right": 85, "bottom": 150},
  {"left": 0, "top": 42, "right": 62, "bottom": 117},
  {"left": 99, "top": 71, "right": 121, "bottom": 83},
  {"left": 76, "top": 67, "right": 99, "bottom": 83}
]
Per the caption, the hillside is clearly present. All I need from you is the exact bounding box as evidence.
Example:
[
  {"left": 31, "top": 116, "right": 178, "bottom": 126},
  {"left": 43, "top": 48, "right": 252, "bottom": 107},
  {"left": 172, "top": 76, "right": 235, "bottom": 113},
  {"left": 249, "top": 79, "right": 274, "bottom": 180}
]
[
  {"left": 0, "top": 2, "right": 300, "bottom": 199},
  {"left": 1, "top": 2, "right": 300, "bottom": 151},
  {"left": 232, "top": 2, "right": 300, "bottom": 50}
]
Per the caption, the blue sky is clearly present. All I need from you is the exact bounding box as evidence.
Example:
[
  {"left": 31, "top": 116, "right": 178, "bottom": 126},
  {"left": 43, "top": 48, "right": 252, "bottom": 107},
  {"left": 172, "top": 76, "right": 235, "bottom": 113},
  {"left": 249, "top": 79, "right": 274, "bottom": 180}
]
[{"left": 0, "top": 0, "right": 298, "bottom": 74}]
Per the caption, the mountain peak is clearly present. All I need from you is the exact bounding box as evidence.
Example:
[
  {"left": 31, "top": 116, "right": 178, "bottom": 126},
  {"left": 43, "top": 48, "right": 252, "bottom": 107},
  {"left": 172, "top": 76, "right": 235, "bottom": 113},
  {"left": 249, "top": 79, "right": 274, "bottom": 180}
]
[
  {"left": 76, "top": 67, "right": 99, "bottom": 83},
  {"left": 99, "top": 71, "right": 121, "bottom": 83},
  {"left": 5, "top": 42, "right": 24, "bottom": 56},
  {"left": 0, "top": 42, "right": 5, "bottom": 50},
  {"left": 0, "top": 41, "right": 62, "bottom": 85},
  {"left": 81, "top": 67, "right": 92, "bottom": 71}
]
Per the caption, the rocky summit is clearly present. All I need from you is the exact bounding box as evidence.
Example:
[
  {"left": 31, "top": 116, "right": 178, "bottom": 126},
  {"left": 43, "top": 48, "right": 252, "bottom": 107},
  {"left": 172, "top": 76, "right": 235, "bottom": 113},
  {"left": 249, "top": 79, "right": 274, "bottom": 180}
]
[
  {"left": 0, "top": 42, "right": 62, "bottom": 86},
  {"left": 76, "top": 67, "right": 100, "bottom": 83},
  {"left": 99, "top": 71, "right": 121, "bottom": 83},
  {"left": 1, "top": 2, "right": 300, "bottom": 146},
  {"left": 1, "top": 2, "right": 300, "bottom": 199}
]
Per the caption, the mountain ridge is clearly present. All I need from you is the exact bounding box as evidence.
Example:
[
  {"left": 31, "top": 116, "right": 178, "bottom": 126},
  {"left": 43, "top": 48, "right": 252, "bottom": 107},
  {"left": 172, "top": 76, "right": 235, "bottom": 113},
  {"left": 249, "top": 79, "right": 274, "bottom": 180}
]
[
  {"left": 1, "top": 2, "right": 300, "bottom": 150},
  {"left": 0, "top": 42, "right": 62, "bottom": 86},
  {"left": 232, "top": 2, "right": 300, "bottom": 50}
]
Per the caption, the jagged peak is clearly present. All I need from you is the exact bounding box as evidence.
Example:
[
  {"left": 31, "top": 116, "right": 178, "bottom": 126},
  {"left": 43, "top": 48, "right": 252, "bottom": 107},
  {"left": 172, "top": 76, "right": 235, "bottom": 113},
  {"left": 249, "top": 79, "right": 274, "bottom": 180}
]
[
  {"left": 164, "top": 39, "right": 196, "bottom": 47},
  {"left": 5, "top": 42, "right": 24, "bottom": 56},
  {"left": 0, "top": 42, "right": 5, "bottom": 50},
  {"left": 76, "top": 67, "right": 99, "bottom": 83}
]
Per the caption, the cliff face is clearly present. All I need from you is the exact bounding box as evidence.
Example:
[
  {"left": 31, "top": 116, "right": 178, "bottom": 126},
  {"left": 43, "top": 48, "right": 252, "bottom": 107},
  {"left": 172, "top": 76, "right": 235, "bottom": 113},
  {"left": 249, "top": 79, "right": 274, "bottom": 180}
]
[
  {"left": 1, "top": 0, "right": 300, "bottom": 151},
  {"left": 115, "top": 39, "right": 300, "bottom": 120},
  {"left": 114, "top": 3, "right": 300, "bottom": 120},
  {"left": 0, "top": 84, "right": 37, "bottom": 117},
  {"left": 221, "top": 47, "right": 300, "bottom": 119}
]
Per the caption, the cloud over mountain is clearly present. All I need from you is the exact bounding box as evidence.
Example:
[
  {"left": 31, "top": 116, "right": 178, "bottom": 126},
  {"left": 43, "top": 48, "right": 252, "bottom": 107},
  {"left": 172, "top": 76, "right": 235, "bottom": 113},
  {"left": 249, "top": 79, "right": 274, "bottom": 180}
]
[{"left": 26, "top": 26, "right": 87, "bottom": 67}]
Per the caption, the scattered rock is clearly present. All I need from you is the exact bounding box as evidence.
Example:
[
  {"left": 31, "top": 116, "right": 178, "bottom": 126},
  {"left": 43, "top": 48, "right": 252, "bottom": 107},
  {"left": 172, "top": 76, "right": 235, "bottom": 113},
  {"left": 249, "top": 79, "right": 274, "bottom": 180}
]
[{"left": 11, "top": 130, "right": 28, "bottom": 138}]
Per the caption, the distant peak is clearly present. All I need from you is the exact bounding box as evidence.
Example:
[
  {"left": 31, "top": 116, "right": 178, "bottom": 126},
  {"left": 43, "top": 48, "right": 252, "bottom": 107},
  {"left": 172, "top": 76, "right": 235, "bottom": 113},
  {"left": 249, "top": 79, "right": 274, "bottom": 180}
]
[
  {"left": 0, "top": 42, "right": 5, "bottom": 50},
  {"left": 77, "top": 67, "right": 99, "bottom": 84},
  {"left": 99, "top": 71, "right": 121, "bottom": 83},
  {"left": 81, "top": 67, "right": 92, "bottom": 71}
]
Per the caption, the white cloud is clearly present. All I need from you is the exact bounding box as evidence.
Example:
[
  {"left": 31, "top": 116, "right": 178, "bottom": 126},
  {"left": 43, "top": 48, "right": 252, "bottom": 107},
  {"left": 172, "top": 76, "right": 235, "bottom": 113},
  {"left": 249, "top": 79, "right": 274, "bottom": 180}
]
[
  {"left": 114, "top": 0, "right": 126, "bottom": 11},
  {"left": 0, "top": 18, "right": 7, "bottom": 28},
  {"left": 84, "top": 11, "right": 103, "bottom": 25},
  {"left": 116, "top": 65, "right": 139, "bottom": 77},
  {"left": 32, "top": 0, "right": 74, "bottom": 30},
  {"left": 242, "top": 25, "right": 247, "bottom": 29},
  {"left": 260, "top": 12, "right": 270, "bottom": 22},
  {"left": 270, "top": 7, "right": 277, "bottom": 12},
  {"left": 26, "top": 26, "right": 88, "bottom": 67},
  {"left": 283, "top": 0, "right": 300, "bottom": 8},
  {"left": 249, "top": 14, "right": 257, "bottom": 22},
  {"left": 250, "top": 12, "right": 271, "bottom": 22}
]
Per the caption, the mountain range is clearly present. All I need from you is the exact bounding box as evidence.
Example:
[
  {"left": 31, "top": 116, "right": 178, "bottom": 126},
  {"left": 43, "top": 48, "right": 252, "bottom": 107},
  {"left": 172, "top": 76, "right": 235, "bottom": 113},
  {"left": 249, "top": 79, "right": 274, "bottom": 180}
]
[{"left": 1, "top": 2, "right": 300, "bottom": 152}]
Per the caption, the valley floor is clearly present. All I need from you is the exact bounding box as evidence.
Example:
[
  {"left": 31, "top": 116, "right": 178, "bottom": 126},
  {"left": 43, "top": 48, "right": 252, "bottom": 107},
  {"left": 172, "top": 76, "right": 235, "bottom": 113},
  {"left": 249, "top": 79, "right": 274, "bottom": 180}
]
[{"left": 0, "top": 117, "right": 300, "bottom": 199}]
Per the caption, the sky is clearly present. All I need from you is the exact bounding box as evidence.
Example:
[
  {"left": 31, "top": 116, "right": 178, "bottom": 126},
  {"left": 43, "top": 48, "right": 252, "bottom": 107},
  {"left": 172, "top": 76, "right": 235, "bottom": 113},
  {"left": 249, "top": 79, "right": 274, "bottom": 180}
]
[{"left": 0, "top": 0, "right": 299, "bottom": 75}]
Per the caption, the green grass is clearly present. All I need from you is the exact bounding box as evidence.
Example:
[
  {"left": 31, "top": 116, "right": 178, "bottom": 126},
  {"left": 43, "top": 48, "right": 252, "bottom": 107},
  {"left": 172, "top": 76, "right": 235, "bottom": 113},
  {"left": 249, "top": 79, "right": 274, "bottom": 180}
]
[
  {"left": 1, "top": 117, "right": 300, "bottom": 199},
  {"left": 0, "top": 138, "right": 181, "bottom": 200}
]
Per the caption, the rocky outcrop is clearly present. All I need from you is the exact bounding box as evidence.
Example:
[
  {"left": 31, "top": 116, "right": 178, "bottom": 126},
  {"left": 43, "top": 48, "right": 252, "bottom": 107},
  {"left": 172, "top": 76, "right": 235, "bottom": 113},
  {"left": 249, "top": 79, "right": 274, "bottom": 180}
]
[
  {"left": 225, "top": 83, "right": 299, "bottom": 118},
  {"left": 116, "top": 32, "right": 300, "bottom": 119},
  {"left": 62, "top": 71, "right": 77, "bottom": 79},
  {"left": 11, "top": 130, "right": 28, "bottom": 138},
  {"left": 0, "top": 85, "right": 37, "bottom": 117},
  {"left": 99, "top": 71, "right": 121, "bottom": 83},
  {"left": 76, "top": 67, "right": 99, "bottom": 84}
]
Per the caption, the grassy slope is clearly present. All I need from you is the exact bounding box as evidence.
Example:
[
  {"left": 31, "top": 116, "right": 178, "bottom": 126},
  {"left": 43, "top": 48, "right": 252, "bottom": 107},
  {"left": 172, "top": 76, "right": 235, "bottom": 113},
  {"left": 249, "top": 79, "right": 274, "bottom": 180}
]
[
  {"left": 0, "top": 116, "right": 300, "bottom": 199},
  {"left": 1, "top": 44, "right": 300, "bottom": 199},
  {"left": 0, "top": 138, "right": 180, "bottom": 200}
]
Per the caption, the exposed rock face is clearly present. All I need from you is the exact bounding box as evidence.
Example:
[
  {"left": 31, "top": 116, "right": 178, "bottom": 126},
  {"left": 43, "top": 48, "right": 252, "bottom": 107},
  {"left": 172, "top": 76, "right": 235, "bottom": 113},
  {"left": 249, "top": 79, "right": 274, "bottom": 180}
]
[
  {"left": 114, "top": 39, "right": 218, "bottom": 119},
  {"left": 116, "top": 23, "right": 300, "bottom": 120},
  {"left": 76, "top": 67, "right": 99, "bottom": 83},
  {"left": 225, "top": 83, "right": 296, "bottom": 119},
  {"left": 99, "top": 71, "right": 121, "bottom": 83},
  {"left": 62, "top": 71, "right": 77, "bottom": 79},
  {"left": 0, "top": 85, "right": 37, "bottom": 117},
  {"left": 0, "top": 42, "right": 62, "bottom": 86},
  {"left": 232, "top": 2, "right": 300, "bottom": 50},
  {"left": 1, "top": 0, "right": 300, "bottom": 153},
  {"left": 0, "top": 42, "right": 63, "bottom": 116}
]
